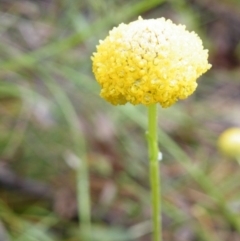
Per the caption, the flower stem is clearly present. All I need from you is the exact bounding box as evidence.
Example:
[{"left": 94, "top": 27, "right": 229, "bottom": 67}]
[
  {"left": 147, "top": 104, "right": 162, "bottom": 241},
  {"left": 77, "top": 155, "right": 91, "bottom": 240}
]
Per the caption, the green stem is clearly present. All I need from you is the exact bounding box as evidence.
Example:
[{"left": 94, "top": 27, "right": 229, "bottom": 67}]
[
  {"left": 237, "top": 157, "right": 240, "bottom": 166},
  {"left": 147, "top": 104, "right": 162, "bottom": 241},
  {"left": 40, "top": 70, "right": 92, "bottom": 240},
  {"left": 77, "top": 154, "right": 91, "bottom": 240}
]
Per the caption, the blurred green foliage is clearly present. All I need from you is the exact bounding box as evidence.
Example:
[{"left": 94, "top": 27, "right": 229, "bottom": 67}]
[{"left": 1, "top": 0, "right": 240, "bottom": 240}]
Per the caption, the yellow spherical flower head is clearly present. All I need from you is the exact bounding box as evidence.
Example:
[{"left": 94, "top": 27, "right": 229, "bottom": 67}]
[
  {"left": 92, "top": 17, "right": 211, "bottom": 107},
  {"left": 218, "top": 128, "right": 240, "bottom": 159}
]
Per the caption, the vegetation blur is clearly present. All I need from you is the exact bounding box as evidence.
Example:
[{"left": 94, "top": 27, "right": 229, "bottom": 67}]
[{"left": 1, "top": 0, "right": 240, "bottom": 240}]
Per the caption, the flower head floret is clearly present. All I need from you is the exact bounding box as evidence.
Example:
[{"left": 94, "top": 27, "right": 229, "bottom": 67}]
[{"left": 92, "top": 17, "right": 211, "bottom": 107}]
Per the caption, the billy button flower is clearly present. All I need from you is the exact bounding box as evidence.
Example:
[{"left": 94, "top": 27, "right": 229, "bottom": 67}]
[
  {"left": 92, "top": 17, "right": 211, "bottom": 107},
  {"left": 218, "top": 128, "right": 240, "bottom": 160},
  {"left": 91, "top": 17, "right": 211, "bottom": 241}
]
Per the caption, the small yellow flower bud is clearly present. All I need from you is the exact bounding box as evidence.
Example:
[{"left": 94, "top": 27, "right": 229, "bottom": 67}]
[
  {"left": 92, "top": 17, "right": 211, "bottom": 107},
  {"left": 218, "top": 128, "right": 240, "bottom": 159}
]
